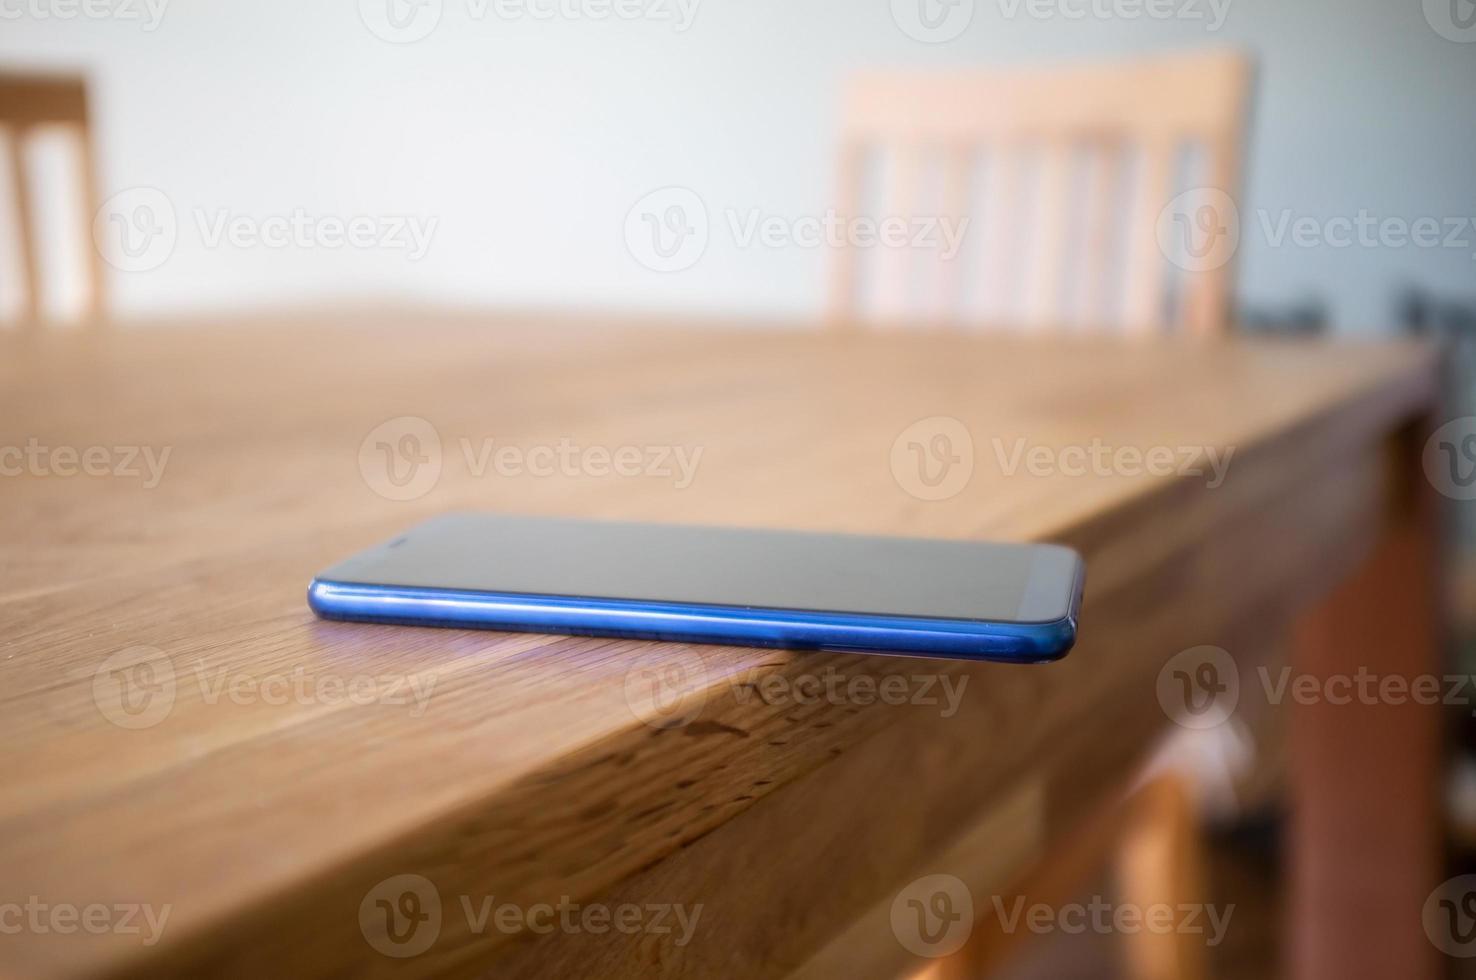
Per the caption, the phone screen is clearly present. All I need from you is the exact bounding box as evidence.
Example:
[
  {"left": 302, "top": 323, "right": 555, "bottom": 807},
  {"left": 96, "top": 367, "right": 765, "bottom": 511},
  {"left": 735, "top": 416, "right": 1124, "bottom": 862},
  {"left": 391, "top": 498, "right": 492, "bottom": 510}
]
[{"left": 317, "top": 513, "right": 1080, "bottom": 624}]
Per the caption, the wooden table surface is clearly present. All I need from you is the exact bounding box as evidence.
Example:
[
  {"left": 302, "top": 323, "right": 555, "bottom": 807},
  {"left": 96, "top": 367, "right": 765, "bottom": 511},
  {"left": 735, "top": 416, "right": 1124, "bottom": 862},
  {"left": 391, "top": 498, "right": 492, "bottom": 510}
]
[{"left": 0, "top": 315, "right": 1440, "bottom": 978}]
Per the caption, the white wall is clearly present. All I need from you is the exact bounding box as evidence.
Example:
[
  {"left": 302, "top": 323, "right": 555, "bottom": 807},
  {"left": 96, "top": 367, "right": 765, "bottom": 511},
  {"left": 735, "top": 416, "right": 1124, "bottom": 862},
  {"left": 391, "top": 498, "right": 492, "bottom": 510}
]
[{"left": 2, "top": 0, "right": 1473, "bottom": 331}]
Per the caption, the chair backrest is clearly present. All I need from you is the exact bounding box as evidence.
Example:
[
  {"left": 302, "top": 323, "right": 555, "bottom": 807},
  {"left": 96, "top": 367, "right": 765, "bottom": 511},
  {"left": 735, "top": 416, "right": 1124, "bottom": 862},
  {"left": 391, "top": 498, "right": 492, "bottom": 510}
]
[
  {"left": 829, "top": 50, "right": 1252, "bottom": 336},
  {"left": 1, "top": 72, "right": 105, "bottom": 324}
]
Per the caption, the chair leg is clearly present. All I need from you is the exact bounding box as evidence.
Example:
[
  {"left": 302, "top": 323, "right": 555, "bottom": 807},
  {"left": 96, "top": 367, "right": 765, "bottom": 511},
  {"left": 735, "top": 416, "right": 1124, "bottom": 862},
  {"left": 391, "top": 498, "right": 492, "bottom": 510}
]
[
  {"left": 6, "top": 124, "right": 40, "bottom": 324},
  {"left": 1115, "top": 774, "right": 1210, "bottom": 980},
  {"left": 78, "top": 123, "right": 107, "bottom": 322}
]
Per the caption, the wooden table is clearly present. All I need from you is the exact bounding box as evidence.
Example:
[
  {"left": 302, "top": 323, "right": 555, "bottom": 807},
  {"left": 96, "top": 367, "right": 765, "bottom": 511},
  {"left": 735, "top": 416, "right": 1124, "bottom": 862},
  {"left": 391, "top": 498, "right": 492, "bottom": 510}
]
[{"left": 0, "top": 316, "right": 1442, "bottom": 979}]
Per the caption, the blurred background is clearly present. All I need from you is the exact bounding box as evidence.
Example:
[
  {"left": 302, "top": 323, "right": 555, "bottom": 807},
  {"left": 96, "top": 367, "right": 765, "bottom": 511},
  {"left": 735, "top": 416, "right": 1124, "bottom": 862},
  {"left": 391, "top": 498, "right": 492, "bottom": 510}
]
[
  {"left": 0, "top": 0, "right": 1472, "bottom": 331},
  {"left": 3, "top": 2, "right": 1475, "bottom": 978}
]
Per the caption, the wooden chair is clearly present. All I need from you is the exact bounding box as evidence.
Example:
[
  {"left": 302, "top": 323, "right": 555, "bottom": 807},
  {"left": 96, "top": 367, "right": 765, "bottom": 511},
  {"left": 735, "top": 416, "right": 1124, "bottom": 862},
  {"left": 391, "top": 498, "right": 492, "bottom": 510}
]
[
  {"left": 1, "top": 71, "right": 106, "bottom": 323},
  {"left": 851, "top": 50, "right": 1256, "bottom": 980},
  {"left": 829, "top": 50, "right": 1252, "bottom": 336}
]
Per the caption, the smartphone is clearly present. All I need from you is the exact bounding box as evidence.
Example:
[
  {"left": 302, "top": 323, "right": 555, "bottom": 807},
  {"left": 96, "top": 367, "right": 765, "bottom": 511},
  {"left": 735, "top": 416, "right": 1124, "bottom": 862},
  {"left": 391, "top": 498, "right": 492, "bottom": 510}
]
[{"left": 308, "top": 513, "right": 1084, "bottom": 662}]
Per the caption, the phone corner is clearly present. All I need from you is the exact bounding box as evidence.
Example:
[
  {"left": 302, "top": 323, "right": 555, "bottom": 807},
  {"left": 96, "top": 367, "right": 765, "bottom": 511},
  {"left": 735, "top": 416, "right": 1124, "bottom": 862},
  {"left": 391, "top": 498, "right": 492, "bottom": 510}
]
[
  {"left": 1026, "top": 614, "right": 1078, "bottom": 663},
  {"left": 305, "top": 577, "right": 335, "bottom": 617}
]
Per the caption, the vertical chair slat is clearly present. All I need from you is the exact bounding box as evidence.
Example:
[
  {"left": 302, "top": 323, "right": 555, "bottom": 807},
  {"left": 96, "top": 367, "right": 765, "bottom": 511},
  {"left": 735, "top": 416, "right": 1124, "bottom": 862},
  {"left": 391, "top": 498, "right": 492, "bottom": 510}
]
[
  {"left": 1121, "top": 138, "right": 1175, "bottom": 336},
  {"left": 831, "top": 52, "right": 1252, "bottom": 337}
]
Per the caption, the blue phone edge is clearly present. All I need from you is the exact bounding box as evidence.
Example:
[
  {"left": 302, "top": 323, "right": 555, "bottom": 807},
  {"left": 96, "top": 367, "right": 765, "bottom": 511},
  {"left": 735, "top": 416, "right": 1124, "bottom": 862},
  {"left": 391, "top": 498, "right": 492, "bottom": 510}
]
[{"left": 307, "top": 559, "right": 1084, "bottom": 663}]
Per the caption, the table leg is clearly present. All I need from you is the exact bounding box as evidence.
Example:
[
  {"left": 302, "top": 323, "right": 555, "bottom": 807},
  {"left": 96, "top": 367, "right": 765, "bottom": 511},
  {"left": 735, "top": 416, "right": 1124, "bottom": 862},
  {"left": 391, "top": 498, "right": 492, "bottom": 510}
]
[{"left": 1288, "top": 508, "right": 1443, "bottom": 980}]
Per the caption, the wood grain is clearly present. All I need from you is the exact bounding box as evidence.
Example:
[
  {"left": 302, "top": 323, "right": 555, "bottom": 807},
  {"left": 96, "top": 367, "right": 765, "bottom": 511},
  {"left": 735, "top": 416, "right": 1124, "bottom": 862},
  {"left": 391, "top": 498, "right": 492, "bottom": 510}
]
[{"left": 0, "top": 314, "right": 1437, "bottom": 978}]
